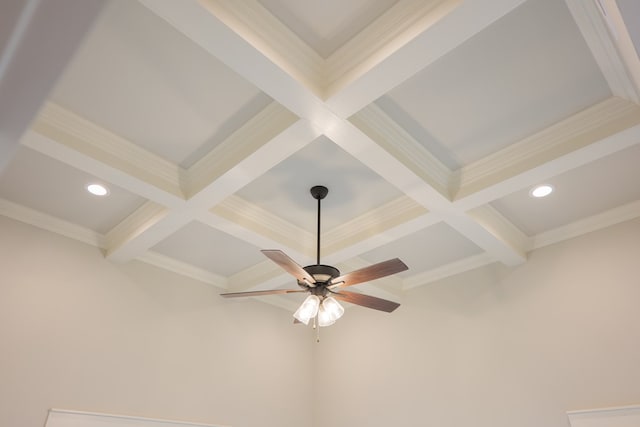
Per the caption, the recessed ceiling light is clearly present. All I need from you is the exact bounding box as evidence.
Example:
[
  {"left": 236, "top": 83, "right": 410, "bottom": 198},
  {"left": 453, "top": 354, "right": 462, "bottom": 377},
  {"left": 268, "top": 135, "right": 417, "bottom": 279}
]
[
  {"left": 86, "top": 183, "right": 109, "bottom": 196},
  {"left": 530, "top": 184, "right": 553, "bottom": 198}
]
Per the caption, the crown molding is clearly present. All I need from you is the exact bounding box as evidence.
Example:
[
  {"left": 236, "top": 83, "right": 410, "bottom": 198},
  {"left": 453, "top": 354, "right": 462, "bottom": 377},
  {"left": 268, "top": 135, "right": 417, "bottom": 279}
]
[
  {"left": 0, "top": 197, "right": 106, "bottom": 248},
  {"left": 467, "top": 204, "right": 530, "bottom": 255},
  {"left": 531, "top": 199, "right": 640, "bottom": 250},
  {"left": 211, "top": 195, "right": 314, "bottom": 255},
  {"left": 325, "top": 0, "right": 460, "bottom": 98},
  {"left": 105, "top": 201, "right": 169, "bottom": 260},
  {"left": 453, "top": 97, "right": 640, "bottom": 200},
  {"left": 213, "top": 194, "right": 427, "bottom": 266},
  {"left": 403, "top": 252, "right": 495, "bottom": 290},
  {"left": 199, "top": 0, "right": 325, "bottom": 96},
  {"left": 185, "top": 101, "right": 298, "bottom": 198},
  {"left": 565, "top": 0, "right": 640, "bottom": 104},
  {"left": 32, "top": 103, "right": 185, "bottom": 199},
  {"left": 349, "top": 104, "right": 452, "bottom": 196},
  {"left": 45, "top": 409, "right": 228, "bottom": 427},
  {"left": 227, "top": 259, "right": 291, "bottom": 293},
  {"left": 323, "top": 195, "right": 428, "bottom": 255},
  {"left": 567, "top": 405, "right": 640, "bottom": 427},
  {"left": 136, "top": 251, "right": 227, "bottom": 289}
]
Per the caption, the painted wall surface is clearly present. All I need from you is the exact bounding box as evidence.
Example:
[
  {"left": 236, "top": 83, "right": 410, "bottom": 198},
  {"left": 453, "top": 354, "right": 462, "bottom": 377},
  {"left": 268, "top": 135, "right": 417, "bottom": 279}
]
[
  {"left": 0, "top": 216, "right": 314, "bottom": 427},
  {"left": 2, "top": 215, "right": 640, "bottom": 427},
  {"left": 314, "top": 218, "right": 640, "bottom": 427}
]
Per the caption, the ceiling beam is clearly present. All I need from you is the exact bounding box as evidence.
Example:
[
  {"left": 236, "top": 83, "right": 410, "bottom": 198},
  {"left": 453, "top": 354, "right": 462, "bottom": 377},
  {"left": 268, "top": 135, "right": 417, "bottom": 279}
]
[
  {"left": 106, "top": 113, "right": 318, "bottom": 263},
  {"left": 343, "top": 107, "right": 528, "bottom": 265},
  {"left": 14, "top": 0, "right": 640, "bottom": 304},
  {"left": 326, "top": 0, "right": 527, "bottom": 118},
  {"left": 565, "top": 0, "right": 640, "bottom": 104},
  {"left": 0, "top": 0, "right": 103, "bottom": 172},
  {"left": 134, "top": 0, "right": 537, "bottom": 268},
  {"left": 28, "top": 103, "right": 186, "bottom": 206},
  {"left": 452, "top": 97, "right": 640, "bottom": 210}
]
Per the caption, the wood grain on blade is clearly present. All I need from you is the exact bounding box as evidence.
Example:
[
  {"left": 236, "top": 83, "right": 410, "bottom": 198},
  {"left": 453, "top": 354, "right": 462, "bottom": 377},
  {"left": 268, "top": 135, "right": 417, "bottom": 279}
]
[
  {"left": 333, "top": 290, "right": 400, "bottom": 312},
  {"left": 261, "top": 249, "right": 315, "bottom": 283},
  {"left": 220, "top": 289, "right": 306, "bottom": 298},
  {"left": 331, "top": 258, "right": 407, "bottom": 287}
]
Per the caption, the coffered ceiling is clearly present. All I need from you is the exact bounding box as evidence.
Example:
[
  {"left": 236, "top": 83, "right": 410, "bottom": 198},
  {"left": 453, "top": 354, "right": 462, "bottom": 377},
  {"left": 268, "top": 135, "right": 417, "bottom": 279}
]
[{"left": 1, "top": 0, "right": 640, "bottom": 312}]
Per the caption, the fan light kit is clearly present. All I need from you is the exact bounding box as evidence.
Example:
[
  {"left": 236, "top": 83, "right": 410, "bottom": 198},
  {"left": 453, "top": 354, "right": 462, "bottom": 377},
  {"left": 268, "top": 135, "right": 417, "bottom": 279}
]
[{"left": 221, "top": 185, "right": 408, "bottom": 339}]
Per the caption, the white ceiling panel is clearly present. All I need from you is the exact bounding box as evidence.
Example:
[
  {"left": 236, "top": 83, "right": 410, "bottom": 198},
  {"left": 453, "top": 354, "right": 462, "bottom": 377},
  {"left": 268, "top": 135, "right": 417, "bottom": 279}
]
[
  {"left": 258, "top": 0, "right": 399, "bottom": 57},
  {"left": 360, "top": 222, "right": 482, "bottom": 277},
  {"left": 151, "top": 221, "right": 266, "bottom": 277},
  {"left": 234, "top": 136, "right": 404, "bottom": 231},
  {"left": 0, "top": 147, "right": 144, "bottom": 234},
  {"left": 51, "top": 0, "right": 271, "bottom": 168},
  {"left": 382, "top": 0, "right": 611, "bottom": 168},
  {"left": 491, "top": 144, "right": 640, "bottom": 236}
]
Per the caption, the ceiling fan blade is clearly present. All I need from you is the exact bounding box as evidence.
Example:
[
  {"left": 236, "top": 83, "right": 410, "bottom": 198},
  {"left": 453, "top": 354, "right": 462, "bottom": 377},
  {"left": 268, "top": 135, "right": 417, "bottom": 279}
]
[
  {"left": 262, "top": 249, "right": 316, "bottom": 284},
  {"left": 332, "top": 290, "right": 400, "bottom": 313},
  {"left": 331, "top": 258, "right": 407, "bottom": 288},
  {"left": 220, "top": 289, "right": 307, "bottom": 298}
]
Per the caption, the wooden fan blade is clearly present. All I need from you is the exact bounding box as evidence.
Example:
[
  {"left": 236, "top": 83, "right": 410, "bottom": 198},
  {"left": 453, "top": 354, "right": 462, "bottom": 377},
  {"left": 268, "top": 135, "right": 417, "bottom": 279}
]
[
  {"left": 333, "top": 290, "right": 400, "bottom": 313},
  {"left": 261, "top": 249, "right": 316, "bottom": 284},
  {"left": 331, "top": 258, "right": 407, "bottom": 288},
  {"left": 220, "top": 289, "right": 306, "bottom": 298}
]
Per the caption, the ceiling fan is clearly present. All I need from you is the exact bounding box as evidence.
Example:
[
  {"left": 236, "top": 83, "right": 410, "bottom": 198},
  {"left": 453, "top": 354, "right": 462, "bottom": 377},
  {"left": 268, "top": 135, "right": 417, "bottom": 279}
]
[{"left": 221, "top": 185, "right": 408, "bottom": 327}]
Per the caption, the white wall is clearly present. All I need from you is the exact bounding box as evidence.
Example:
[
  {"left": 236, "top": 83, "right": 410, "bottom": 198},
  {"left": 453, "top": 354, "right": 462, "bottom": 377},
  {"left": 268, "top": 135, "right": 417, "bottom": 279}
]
[
  {"left": 3, "top": 215, "right": 640, "bottom": 427},
  {"left": 314, "top": 218, "right": 640, "bottom": 427},
  {"left": 0, "top": 216, "right": 314, "bottom": 427}
]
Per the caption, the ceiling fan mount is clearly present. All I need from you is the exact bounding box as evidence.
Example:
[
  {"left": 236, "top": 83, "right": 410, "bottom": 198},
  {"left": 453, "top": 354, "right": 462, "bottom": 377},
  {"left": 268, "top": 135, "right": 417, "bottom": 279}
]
[
  {"left": 221, "top": 185, "right": 408, "bottom": 326},
  {"left": 309, "top": 185, "right": 328, "bottom": 200}
]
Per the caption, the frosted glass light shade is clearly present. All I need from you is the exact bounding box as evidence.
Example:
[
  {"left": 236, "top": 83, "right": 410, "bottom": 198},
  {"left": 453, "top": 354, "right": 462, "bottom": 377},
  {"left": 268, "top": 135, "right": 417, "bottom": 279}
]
[
  {"left": 293, "top": 295, "right": 320, "bottom": 325},
  {"left": 317, "top": 297, "right": 344, "bottom": 327}
]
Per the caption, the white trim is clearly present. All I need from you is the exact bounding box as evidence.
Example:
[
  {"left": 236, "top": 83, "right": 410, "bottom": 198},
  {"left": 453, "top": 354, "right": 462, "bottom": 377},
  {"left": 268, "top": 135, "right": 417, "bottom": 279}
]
[
  {"left": 212, "top": 195, "right": 314, "bottom": 255},
  {"left": 34, "top": 103, "right": 186, "bottom": 199},
  {"left": 467, "top": 204, "right": 530, "bottom": 255},
  {"left": 567, "top": 404, "right": 640, "bottom": 427},
  {"left": 349, "top": 104, "right": 452, "bottom": 195},
  {"left": 565, "top": 0, "right": 640, "bottom": 103},
  {"left": 137, "top": 251, "right": 228, "bottom": 289},
  {"left": 403, "top": 252, "right": 495, "bottom": 290},
  {"left": 531, "top": 200, "right": 640, "bottom": 249},
  {"left": 199, "top": 0, "right": 324, "bottom": 94},
  {"left": 45, "top": 409, "right": 228, "bottom": 427},
  {"left": 227, "top": 260, "right": 291, "bottom": 294},
  {"left": 325, "top": 0, "right": 461, "bottom": 97},
  {"left": 185, "top": 102, "right": 298, "bottom": 198},
  {"left": 323, "top": 195, "right": 427, "bottom": 254},
  {"left": 454, "top": 97, "right": 640, "bottom": 202},
  {"left": 105, "top": 201, "right": 170, "bottom": 261},
  {"left": 0, "top": 197, "right": 105, "bottom": 248}
]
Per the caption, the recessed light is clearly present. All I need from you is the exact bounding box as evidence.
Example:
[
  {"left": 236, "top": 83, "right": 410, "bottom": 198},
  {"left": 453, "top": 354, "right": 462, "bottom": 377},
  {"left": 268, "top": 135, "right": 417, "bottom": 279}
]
[
  {"left": 530, "top": 184, "right": 553, "bottom": 198},
  {"left": 86, "top": 183, "right": 109, "bottom": 196}
]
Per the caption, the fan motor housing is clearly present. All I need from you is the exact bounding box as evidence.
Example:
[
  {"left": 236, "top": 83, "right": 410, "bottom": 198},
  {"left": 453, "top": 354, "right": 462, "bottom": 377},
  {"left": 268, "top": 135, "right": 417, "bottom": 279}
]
[{"left": 299, "top": 264, "right": 340, "bottom": 287}]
